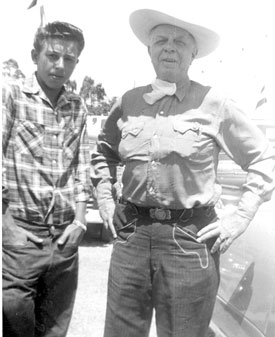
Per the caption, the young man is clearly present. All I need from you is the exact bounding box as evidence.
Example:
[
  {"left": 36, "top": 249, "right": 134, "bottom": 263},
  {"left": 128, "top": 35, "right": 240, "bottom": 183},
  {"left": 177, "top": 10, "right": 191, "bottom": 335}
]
[
  {"left": 91, "top": 9, "right": 275, "bottom": 337},
  {"left": 2, "top": 21, "right": 91, "bottom": 337}
]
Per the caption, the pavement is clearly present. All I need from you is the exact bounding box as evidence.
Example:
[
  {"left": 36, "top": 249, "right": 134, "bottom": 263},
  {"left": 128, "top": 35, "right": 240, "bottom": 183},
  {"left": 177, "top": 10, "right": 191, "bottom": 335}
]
[
  {"left": 66, "top": 236, "right": 112, "bottom": 337},
  {"left": 66, "top": 229, "right": 157, "bottom": 337}
]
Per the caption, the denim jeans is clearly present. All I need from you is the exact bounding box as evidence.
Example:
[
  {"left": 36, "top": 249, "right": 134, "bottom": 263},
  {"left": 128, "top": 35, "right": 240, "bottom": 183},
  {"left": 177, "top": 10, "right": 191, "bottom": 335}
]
[
  {"left": 2, "top": 219, "right": 79, "bottom": 337},
  {"left": 104, "top": 203, "right": 220, "bottom": 337}
]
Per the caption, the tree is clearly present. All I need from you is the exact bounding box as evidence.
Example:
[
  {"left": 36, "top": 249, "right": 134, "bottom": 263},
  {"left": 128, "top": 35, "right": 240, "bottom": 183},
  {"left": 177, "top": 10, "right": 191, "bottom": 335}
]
[
  {"left": 79, "top": 76, "right": 106, "bottom": 106},
  {"left": 79, "top": 76, "right": 116, "bottom": 115},
  {"left": 92, "top": 96, "right": 117, "bottom": 116},
  {"left": 2, "top": 59, "right": 25, "bottom": 82},
  {"left": 65, "top": 79, "right": 77, "bottom": 93}
]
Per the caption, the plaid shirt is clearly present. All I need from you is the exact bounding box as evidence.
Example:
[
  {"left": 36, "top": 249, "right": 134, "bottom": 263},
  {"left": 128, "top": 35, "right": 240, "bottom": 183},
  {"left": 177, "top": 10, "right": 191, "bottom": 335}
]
[{"left": 2, "top": 75, "right": 91, "bottom": 226}]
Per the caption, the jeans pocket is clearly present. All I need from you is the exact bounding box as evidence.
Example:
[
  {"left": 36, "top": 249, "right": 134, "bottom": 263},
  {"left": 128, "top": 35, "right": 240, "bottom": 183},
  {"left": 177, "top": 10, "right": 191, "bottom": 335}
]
[
  {"left": 2, "top": 227, "right": 31, "bottom": 249},
  {"left": 173, "top": 225, "right": 209, "bottom": 269},
  {"left": 115, "top": 219, "right": 137, "bottom": 244}
]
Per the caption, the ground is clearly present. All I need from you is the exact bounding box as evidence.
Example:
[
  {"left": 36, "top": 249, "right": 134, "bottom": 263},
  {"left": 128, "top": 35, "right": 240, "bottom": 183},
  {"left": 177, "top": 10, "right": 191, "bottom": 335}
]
[
  {"left": 67, "top": 234, "right": 157, "bottom": 337},
  {"left": 67, "top": 239, "right": 112, "bottom": 337}
]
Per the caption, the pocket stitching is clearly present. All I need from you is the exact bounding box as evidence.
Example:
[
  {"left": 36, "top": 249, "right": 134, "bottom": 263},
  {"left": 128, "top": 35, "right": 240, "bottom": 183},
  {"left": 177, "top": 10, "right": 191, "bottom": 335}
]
[
  {"left": 114, "top": 220, "right": 137, "bottom": 245},
  {"left": 173, "top": 226, "right": 209, "bottom": 269}
]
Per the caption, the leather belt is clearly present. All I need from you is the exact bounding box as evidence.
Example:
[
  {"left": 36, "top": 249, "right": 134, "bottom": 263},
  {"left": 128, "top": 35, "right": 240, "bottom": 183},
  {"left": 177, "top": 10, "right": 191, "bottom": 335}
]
[
  {"left": 123, "top": 200, "right": 214, "bottom": 221},
  {"left": 13, "top": 217, "right": 69, "bottom": 238}
]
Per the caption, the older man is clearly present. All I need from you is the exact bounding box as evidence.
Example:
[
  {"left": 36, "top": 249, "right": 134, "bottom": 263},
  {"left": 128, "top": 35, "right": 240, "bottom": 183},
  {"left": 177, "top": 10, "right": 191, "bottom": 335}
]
[
  {"left": 92, "top": 9, "right": 275, "bottom": 337},
  {"left": 2, "top": 21, "right": 91, "bottom": 337}
]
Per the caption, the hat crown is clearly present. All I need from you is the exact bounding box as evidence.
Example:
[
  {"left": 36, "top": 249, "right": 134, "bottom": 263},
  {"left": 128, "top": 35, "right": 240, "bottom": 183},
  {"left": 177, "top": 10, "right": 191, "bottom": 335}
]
[{"left": 129, "top": 8, "right": 220, "bottom": 58}]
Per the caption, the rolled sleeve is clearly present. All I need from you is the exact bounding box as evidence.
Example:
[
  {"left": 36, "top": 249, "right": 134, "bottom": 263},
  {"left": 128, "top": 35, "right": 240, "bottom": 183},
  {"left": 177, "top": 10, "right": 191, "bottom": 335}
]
[
  {"left": 91, "top": 99, "right": 122, "bottom": 207},
  {"left": 217, "top": 98, "right": 275, "bottom": 220},
  {"left": 74, "top": 110, "right": 93, "bottom": 202}
]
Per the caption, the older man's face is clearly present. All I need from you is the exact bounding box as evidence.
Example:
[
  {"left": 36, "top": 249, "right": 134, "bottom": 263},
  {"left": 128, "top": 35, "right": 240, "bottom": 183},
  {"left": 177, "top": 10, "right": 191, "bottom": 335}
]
[{"left": 148, "top": 24, "right": 197, "bottom": 84}]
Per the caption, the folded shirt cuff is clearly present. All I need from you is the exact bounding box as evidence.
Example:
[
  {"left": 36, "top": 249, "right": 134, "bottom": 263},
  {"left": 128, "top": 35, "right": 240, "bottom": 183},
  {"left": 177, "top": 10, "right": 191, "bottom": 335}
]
[{"left": 236, "top": 190, "right": 263, "bottom": 221}]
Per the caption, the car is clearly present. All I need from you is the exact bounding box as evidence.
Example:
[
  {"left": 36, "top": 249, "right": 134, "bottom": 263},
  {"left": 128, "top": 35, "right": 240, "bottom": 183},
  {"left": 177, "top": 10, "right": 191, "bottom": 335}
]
[
  {"left": 209, "top": 117, "right": 275, "bottom": 337},
  {"left": 209, "top": 197, "right": 275, "bottom": 337},
  {"left": 84, "top": 115, "right": 109, "bottom": 240},
  {"left": 86, "top": 114, "right": 107, "bottom": 150}
]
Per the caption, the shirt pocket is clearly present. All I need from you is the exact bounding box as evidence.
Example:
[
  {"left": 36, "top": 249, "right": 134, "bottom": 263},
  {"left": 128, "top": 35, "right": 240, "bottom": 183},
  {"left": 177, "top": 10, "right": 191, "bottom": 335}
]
[
  {"left": 171, "top": 120, "right": 201, "bottom": 157},
  {"left": 118, "top": 120, "right": 146, "bottom": 159},
  {"left": 14, "top": 120, "right": 44, "bottom": 161},
  {"left": 120, "top": 121, "right": 145, "bottom": 139}
]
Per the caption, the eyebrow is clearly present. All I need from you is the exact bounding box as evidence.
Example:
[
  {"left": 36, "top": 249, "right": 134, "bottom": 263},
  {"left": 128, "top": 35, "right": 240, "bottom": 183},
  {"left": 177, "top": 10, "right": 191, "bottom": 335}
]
[
  {"left": 152, "top": 33, "right": 190, "bottom": 41},
  {"left": 153, "top": 34, "right": 168, "bottom": 40}
]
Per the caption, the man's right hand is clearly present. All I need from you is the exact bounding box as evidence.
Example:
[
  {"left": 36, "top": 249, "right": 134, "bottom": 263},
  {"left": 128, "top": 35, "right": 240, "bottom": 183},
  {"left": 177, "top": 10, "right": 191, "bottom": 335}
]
[
  {"left": 2, "top": 207, "right": 43, "bottom": 245},
  {"left": 98, "top": 201, "right": 117, "bottom": 239}
]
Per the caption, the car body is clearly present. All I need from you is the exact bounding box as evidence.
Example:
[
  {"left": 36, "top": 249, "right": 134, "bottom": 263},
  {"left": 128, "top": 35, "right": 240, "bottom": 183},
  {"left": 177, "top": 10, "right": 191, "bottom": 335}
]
[
  {"left": 85, "top": 115, "right": 108, "bottom": 240},
  {"left": 209, "top": 117, "right": 275, "bottom": 337},
  {"left": 209, "top": 198, "right": 275, "bottom": 337},
  {"left": 86, "top": 114, "right": 107, "bottom": 149}
]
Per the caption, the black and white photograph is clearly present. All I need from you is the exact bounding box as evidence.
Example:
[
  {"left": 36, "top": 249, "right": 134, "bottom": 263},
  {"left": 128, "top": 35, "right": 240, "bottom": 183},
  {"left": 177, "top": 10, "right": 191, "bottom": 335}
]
[{"left": 2, "top": 1, "right": 275, "bottom": 336}]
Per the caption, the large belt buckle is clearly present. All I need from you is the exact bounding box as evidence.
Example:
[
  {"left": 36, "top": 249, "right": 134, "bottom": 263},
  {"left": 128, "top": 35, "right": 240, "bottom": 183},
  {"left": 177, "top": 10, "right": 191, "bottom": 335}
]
[{"left": 150, "top": 208, "right": 171, "bottom": 220}]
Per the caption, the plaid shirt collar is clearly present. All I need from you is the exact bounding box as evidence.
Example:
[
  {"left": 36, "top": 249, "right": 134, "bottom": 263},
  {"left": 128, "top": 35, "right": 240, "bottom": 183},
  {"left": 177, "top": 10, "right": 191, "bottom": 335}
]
[{"left": 22, "top": 73, "right": 74, "bottom": 107}]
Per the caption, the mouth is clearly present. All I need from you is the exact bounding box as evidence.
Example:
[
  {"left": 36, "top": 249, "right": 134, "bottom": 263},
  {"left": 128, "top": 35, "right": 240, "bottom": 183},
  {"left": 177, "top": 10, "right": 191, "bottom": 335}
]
[
  {"left": 162, "top": 58, "right": 177, "bottom": 63},
  {"left": 50, "top": 74, "right": 64, "bottom": 80}
]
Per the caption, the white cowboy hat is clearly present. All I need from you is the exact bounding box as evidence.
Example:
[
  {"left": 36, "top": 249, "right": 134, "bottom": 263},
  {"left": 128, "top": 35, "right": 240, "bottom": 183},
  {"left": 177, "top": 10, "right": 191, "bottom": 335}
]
[{"left": 129, "top": 9, "right": 220, "bottom": 58}]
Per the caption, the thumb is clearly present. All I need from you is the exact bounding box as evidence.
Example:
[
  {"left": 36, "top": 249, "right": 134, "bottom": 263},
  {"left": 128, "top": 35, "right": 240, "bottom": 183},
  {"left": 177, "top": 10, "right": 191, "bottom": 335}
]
[
  {"left": 26, "top": 232, "right": 44, "bottom": 244},
  {"left": 57, "top": 231, "right": 69, "bottom": 246}
]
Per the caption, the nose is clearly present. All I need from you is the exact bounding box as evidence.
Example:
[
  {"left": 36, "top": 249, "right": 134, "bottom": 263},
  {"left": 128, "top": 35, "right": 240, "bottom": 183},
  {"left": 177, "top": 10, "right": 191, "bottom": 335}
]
[
  {"left": 55, "top": 57, "right": 65, "bottom": 69},
  {"left": 164, "top": 40, "right": 175, "bottom": 53}
]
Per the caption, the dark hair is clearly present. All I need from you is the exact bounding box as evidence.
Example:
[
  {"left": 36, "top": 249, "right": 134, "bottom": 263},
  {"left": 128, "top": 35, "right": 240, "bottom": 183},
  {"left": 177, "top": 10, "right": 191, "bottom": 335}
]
[{"left": 33, "top": 21, "right": 85, "bottom": 55}]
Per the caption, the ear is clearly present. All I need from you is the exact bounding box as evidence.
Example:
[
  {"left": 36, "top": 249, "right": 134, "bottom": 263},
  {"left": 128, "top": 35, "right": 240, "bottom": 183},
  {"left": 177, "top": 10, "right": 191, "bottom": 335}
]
[
  {"left": 147, "top": 46, "right": 152, "bottom": 57},
  {"left": 192, "top": 46, "right": 198, "bottom": 60},
  {"left": 31, "top": 49, "right": 39, "bottom": 64}
]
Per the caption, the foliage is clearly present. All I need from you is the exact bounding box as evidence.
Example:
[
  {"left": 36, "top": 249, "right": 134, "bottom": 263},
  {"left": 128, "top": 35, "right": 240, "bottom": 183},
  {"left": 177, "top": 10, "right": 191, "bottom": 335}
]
[
  {"left": 2, "top": 59, "right": 25, "bottom": 82},
  {"left": 2, "top": 59, "right": 116, "bottom": 115},
  {"left": 78, "top": 76, "right": 116, "bottom": 115},
  {"left": 65, "top": 79, "right": 77, "bottom": 93}
]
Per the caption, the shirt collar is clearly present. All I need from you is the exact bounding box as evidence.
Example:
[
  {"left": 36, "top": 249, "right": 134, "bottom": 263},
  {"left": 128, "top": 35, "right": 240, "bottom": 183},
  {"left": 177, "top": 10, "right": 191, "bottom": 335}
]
[
  {"left": 174, "top": 79, "right": 191, "bottom": 102},
  {"left": 22, "top": 73, "right": 74, "bottom": 106},
  {"left": 22, "top": 73, "right": 42, "bottom": 95}
]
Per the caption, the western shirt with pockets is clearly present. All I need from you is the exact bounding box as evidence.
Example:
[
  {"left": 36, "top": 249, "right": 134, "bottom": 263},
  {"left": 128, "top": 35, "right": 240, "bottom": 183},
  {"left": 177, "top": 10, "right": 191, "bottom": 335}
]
[
  {"left": 92, "top": 80, "right": 275, "bottom": 221},
  {"left": 2, "top": 74, "right": 92, "bottom": 226}
]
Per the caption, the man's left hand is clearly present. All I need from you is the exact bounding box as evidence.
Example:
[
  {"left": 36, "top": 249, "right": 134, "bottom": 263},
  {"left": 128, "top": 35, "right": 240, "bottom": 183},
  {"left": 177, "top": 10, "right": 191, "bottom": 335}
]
[
  {"left": 197, "top": 212, "right": 250, "bottom": 254},
  {"left": 57, "top": 222, "right": 86, "bottom": 247}
]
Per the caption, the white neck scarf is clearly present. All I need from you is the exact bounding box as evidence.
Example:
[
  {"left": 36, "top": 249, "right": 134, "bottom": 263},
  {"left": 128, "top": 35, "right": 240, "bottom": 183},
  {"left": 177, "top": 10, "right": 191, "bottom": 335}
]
[{"left": 143, "top": 79, "right": 177, "bottom": 105}]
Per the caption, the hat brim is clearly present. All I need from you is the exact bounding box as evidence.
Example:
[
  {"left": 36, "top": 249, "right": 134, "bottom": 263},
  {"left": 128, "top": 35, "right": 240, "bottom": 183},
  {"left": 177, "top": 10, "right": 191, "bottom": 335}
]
[{"left": 129, "top": 9, "right": 220, "bottom": 58}]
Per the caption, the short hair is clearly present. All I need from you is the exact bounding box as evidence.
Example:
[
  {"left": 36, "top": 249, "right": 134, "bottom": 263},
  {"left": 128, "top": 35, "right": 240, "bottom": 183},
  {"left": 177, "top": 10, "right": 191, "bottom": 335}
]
[{"left": 33, "top": 21, "right": 85, "bottom": 55}]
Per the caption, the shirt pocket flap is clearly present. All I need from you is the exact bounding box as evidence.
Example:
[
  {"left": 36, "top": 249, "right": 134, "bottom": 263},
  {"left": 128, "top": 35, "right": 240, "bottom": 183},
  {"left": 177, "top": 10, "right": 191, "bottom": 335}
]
[
  {"left": 173, "top": 120, "right": 200, "bottom": 135},
  {"left": 14, "top": 120, "right": 44, "bottom": 157},
  {"left": 121, "top": 121, "right": 145, "bottom": 138}
]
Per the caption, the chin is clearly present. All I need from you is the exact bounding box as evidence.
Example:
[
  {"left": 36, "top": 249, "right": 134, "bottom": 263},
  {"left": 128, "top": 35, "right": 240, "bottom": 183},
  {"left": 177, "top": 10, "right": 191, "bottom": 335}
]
[
  {"left": 160, "top": 75, "right": 178, "bottom": 83},
  {"left": 157, "top": 70, "right": 179, "bottom": 83}
]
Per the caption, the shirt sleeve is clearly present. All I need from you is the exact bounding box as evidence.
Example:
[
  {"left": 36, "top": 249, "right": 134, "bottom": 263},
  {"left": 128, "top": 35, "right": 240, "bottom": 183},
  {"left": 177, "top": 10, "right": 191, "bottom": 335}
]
[
  {"left": 74, "top": 101, "right": 93, "bottom": 202},
  {"left": 91, "top": 98, "right": 123, "bottom": 207},
  {"left": 216, "top": 98, "right": 275, "bottom": 220},
  {"left": 2, "top": 82, "right": 16, "bottom": 204}
]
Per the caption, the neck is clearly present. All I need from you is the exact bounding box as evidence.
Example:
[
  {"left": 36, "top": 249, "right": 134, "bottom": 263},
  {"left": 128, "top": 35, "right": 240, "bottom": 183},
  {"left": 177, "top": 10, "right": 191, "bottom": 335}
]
[
  {"left": 45, "top": 90, "right": 61, "bottom": 108},
  {"left": 176, "top": 73, "right": 190, "bottom": 87},
  {"left": 36, "top": 74, "right": 62, "bottom": 108},
  {"left": 157, "top": 74, "right": 190, "bottom": 86},
  {"left": 176, "top": 77, "right": 191, "bottom": 90}
]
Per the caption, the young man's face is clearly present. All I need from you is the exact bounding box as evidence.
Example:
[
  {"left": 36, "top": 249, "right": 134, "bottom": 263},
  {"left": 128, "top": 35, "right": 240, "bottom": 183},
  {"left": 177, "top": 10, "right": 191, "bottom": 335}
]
[
  {"left": 148, "top": 24, "right": 197, "bottom": 84},
  {"left": 32, "top": 38, "right": 79, "bottom": 91}
]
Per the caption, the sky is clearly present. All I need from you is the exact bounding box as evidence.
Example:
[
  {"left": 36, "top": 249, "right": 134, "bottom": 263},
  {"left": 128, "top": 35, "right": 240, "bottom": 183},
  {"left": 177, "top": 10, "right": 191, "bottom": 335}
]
[{"left": 1, "top": 0, "right": 274, "bottom": 111}]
